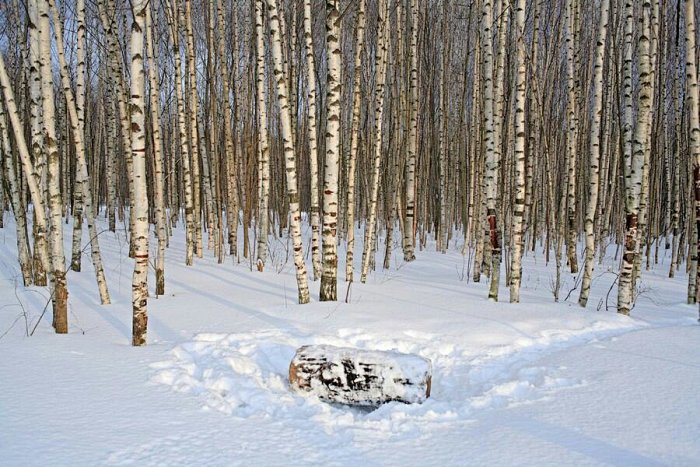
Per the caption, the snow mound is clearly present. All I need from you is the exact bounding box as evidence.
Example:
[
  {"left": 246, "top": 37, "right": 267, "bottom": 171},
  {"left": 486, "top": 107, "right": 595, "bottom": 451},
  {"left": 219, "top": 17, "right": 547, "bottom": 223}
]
[
  {"left": 151, "top": 320, "right": 639, "bottom": 432},
  {"left": 151, "top": 330, "right": 298, "bottom": 417}
]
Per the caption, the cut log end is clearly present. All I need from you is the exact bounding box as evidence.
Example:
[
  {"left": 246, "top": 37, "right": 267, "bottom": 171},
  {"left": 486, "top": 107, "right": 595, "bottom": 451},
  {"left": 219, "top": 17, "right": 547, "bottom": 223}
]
[{"left": 289, "top": 345, "right": 432, "bottom": 406}]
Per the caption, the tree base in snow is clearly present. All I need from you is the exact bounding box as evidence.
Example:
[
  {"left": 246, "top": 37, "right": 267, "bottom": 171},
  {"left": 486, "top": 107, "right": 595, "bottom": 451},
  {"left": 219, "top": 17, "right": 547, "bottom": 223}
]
[{"left": 289, "top": 345, "right": 432, "bottom": 406}]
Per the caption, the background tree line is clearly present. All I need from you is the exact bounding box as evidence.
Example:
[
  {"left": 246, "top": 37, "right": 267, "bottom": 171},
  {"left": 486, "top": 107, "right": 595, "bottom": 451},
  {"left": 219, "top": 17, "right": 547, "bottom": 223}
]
[{"left": 0, "top": 0, "right": 699, "bottom": 345}]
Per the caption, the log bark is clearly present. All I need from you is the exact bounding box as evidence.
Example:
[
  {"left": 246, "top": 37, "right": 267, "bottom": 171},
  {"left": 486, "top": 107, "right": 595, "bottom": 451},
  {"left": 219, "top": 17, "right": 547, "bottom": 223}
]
[{"left": 289, "top": 345, "right": 431, "bottom": 406}]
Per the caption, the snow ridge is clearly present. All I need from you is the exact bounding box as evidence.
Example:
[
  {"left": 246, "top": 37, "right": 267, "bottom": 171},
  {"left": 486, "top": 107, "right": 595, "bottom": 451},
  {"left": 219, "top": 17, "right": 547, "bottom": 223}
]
[{"left": 151, "top": 318, "right": 644, "bottom": 433}]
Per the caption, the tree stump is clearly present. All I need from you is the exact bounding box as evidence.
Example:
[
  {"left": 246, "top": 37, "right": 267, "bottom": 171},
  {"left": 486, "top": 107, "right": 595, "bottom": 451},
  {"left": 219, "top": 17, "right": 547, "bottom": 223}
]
[{"left": 289, "top": 345, "right": 432, "bottom": 406}]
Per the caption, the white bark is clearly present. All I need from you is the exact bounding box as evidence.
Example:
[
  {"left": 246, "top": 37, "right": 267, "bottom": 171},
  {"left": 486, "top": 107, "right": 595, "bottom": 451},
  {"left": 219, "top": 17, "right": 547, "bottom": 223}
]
[
  {"left": 304, "top": 0, "right": 322, "bottom": 281},
  {"left": 403, "top": 0, "right": 418, "bottom": 263},
  {"left": 345, "top": 0, "right": 367, "bottom": 282},
  {"left": 184, "top": 0, "right": 204, "bottom": 258},
  {"left": 28, "top": 0, "right": 48, "bottom": 287},
  {"left": 437, "top": 0, "right": 450, "bottom": 254},
  {"left": 0, "top": 98, "right": 33, "bottom": 285},
  {"left": 635, "top": 0, "right": 659, "bottom": 278},
  {"left": 130, "top": 0, "right": 149, "bottom": 346},
  {"left": 618, "top": 0, "right": 652, "bottom": 315},
  {"left": 685, "top": 0, "right": 700, "bottom": 319},
  {"left": 670, "top": 34, "right": 683, "bottom": 278},
  {"left": 216, "top": 0, "right": 239, "bottom": 257},
  {"left": 578, "top": 0, "right": 610, "bottom": 307},
  {"left": 360, "top": 0, "right": 389, "bottom": 284},
  {"left": 266, "top": 0, "right": 310, "bottom": 304},
  {"left": 0, "top": 54, "right": 51, "bottom": 281},
  {"left": 146, "top": 4, "right": 167, "bottom": 296},
  {"left": 38, "top": 0, "right": 68, "bottom": 333},
  {"left": 565, "top": 0, "right": 578, "bottom": 274},
  {"left": 48, "top": 0, "right": 110, "bottom": 305},
  {"left": 255, "top": 0, "right": 271, "bottom": 271},
  {"left": 166, "top": 0, "right": 195, "bottom": 266},
  {"left": 98, "top": 0, "right": 134, "bottom": 255},
  {"left": 483, "top": 0, "right": 500, "bottom": 301},
  {"left": 509, "top": 0, "right": 526, "bottom": 303},
  {"left": 320, "top": 0, "right": 341, "bottom": 301},
  {"left": 69, "top": 0, "right": 86, "bottom": 273}
]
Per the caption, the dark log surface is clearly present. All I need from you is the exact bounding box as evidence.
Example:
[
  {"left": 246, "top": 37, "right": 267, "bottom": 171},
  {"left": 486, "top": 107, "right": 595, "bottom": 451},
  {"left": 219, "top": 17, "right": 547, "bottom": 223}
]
[{"left": 289, "top": 345, "right": 432, "bottom": 406}]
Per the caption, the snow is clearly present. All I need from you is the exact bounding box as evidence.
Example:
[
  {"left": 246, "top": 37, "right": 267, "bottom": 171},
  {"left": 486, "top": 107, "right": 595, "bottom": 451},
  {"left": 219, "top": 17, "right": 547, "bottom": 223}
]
[{"left": 1, "top": 213, "right": 699, "bottom": 466}]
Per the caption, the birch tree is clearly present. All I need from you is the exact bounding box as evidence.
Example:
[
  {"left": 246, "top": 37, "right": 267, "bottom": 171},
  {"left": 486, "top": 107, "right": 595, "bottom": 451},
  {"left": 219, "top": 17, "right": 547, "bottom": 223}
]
[
  {"left": 69, "top": 0, "right": 87, "bottom": 273},
  {"left": 98, "top": 0, "right": 135, "bottom": 255},
  {"left": 146, "top": 3, "right": 167, "bottom": 296},
  {"left": 360, "top": 0, "right": 389, "bottom": 284},
  {"left": 184, "top": 0, "right": 204, "bottom": 258},
  {"left": 304, "top": 0, "right": 322, "bottom": 281},
  {"left": 482, "top": 0, "right": 500, "bottom": 301},
  {"left": 0, "top": 98, "right": 33, "bottom": 286},
  {"left": 255, "top": 0, "right": 271, "bottom": 271},
  {"left": 217, "top": 0, "right": 239, "bottom": 257},
  {"left": 320, "top": 0, "right": 341, "bottom": 301},
  {"left": 619, "top": 0, "right": 653, "bottom": 315},
  {"left": 345, "top": 0, "right": 367, "bottom": 282},
  {"left": 578, "top": 0, "right": 610, "bottom": 308},
  {"left": 509, "top": 0, "right": 526, "bottom": 303},
  {"left": 166, "top": 0, "right": 195, "bottom": 266},
  {"left": 565, "top": 0, "right": 578, "bottom": 274},
  {"left": 402, "top": 0, "right": 419, "bottom": 263},
  {"left": 266, "top": 0, "right": 310, "bottom": 304},
  {"left": 38, "top": 0, "right": 69, "bottom": 333},
  {"left": 48, "top": 0, "right": 110, "bottom": 304},
  {"left": 130, "top": 0, "right": 149, "bottom": 346},
  {"left": 685, "top": 0, "right": 700, "bottom": 319},
  {"left": 0, "top": 54, "right": 51, "bottom": 285},
  {"left": 28, "top": 0, "right": 48, "bottom": 287}
]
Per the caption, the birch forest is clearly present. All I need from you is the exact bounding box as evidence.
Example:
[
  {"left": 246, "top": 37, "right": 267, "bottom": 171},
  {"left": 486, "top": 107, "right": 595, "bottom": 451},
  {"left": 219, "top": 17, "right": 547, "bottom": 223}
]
[{"left": 2, "top": 0, "right": 700, "bottom": 346}]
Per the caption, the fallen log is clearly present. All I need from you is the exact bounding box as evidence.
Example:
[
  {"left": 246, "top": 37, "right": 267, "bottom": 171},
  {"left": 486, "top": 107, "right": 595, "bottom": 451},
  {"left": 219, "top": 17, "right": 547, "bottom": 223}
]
[{"left": 289, "top": 345, "right": 432, "bottom": 406}]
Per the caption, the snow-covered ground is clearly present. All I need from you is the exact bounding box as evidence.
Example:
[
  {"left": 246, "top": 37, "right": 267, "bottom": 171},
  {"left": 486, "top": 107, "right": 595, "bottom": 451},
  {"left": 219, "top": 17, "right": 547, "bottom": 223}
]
[{"left": 1, "top": 213, "right": 698, "bottom": 466}]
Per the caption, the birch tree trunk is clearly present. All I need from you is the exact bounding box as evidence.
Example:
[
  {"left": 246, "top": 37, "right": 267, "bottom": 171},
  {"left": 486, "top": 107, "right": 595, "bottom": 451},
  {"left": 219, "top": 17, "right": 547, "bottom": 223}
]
[
  {"left": 685, "top": 0, "right": 700, "bottom": 320},
  {"left": 266, "top": 0, "right": 310, "bottom": 304},
  {"left": 130, "top": 0, "right": 149, "bottom": 346},
  {"left": 615, "top": 0, "right": 636, "bottom": 311},
  {"left": 38, "top": 0, "right": 69, "bottom": 333},
  {"left": 525, "top": 0, "right": 541, "bottom": 249},
  {"left": 217, "top": 0, "right": 239, "bottom": 258},
  {"left": 0, "top": 54, "right": 51, "bottom": 282},
  {"left": 28, "top": 0, "right": 48, "bottom": 287},
  {"left": 69, "top": 0, "right": 87, "bottom": 273},
  {"left": 670, "top": 27, "right": 683, "bottom": 278},
  {"left": 565, "top": 0, "right": 578, "bottom": 274},
  {"left": 105, "top": 96, "right": 117, "bottom": 233},
  {"left": 402, "top": 0, "right": 418, "bottom": 263},
  {"left": 166, "top": 0, "right": 195, "bottom": 266},
  {"left": 482, "top": 0, "right": 500, "bottom": 301},
  {"left": 360, "top": 0, "right": 389, "bottom": 284},
  {"left": 0, "top": 98, "right": 33, "bottom": 286},
  {"left": 578, "top": 0, "right": 610, "bottom": 308},
  {"left": 98, "top": 0, "right": 134, "bottom": 255},
  {"left": 635, "top": 0, "right": 659, "bottom": 277},
  {"left": 437, "top": 0, "right": 450, "bottom": 254},
  {"left": 184, "top": 0, "right": 203, "bottom": 258},
  {"left": 146, "top": 3, "right": 167, "bottom": 296},
  {"left": 320, "top": 0, "right": 341, "bottom": 301},
  {"left": 48, "top": 0, "right": 110, "bottom": 304},
  {"left": 255, "top": 0, "right": 271, "bottom": 271},
  {"left": 304, "top": 0, "right": 322, "bottom": 281},
  {"left": 619, "top": 0, "right": 652, "bottom": 316},
  {"left": 345, "top": 0, "right": 367, "bottom": 282},
  {"left": 509, "top": 0, "right": 526, "bottom": 303}
]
